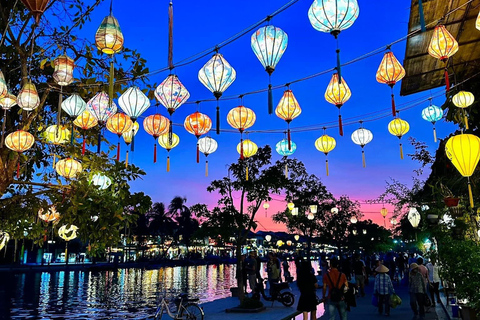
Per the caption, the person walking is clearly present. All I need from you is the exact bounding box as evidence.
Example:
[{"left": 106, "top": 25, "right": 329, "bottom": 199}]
[
  {"left": 322, "top": 258, "right": 348, "bottom": 320},
  {"left": 353, "top": 254, "right": 366, "bottom": 297},
  {"left": 297, "top": 259, "right": 319, "bottom": 320},
  {"left": 426, "top": 258, "right": 441, "bottom": 306},
  {"left": 374, "top": 265, "right": 395, "bottom": 316},
  {"left": 244, "top": 251, "right": 257, "bottom": 294},
  {"left": 267, "top": 252, "right": 281, "bottom": 285},
  {"left": 409, "top": 263, "right": 427, "bottom": 320}
]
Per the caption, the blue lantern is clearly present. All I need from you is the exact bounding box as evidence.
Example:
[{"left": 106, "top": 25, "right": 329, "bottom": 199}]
[
  {"left": 421, "top": 104, "right": 443, "bottom": 143},
  {"left": 91, "top": 173, "right": 112, "bottom": 190},
  {"left": 276, "top": 139, "right": 296, "bottom": 178}
]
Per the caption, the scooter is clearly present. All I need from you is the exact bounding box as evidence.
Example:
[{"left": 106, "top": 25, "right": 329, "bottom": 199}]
[{"left": 252, "top": 279, "right": 295, "bottom": 307}]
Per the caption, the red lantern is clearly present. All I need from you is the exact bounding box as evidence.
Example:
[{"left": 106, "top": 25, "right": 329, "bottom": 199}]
[
  {"left": 20, "top": 0, "right": 50, "bottom": 24},
  {"left": 184, "top": 112, "right": 212, "bottom": 163},
  {"left": 143, "top": 114, "right": 169, "bottom": 163}
]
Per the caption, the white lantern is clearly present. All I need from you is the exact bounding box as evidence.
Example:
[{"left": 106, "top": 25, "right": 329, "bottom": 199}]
[
  {"left": 331, "top": 207, "right": 339, "bottom": 214},
  {"left": 91, "top": 173, "right": 112, "bottom": 190},
  {"left": 408, "top": 207, "right": 421, "bottom": 228},
  {"left": 294, "top": 234, "right": 300, "bottom": 241},
  {"left": 62, "top": 94, "right": 86, "bottom": 119},
  {"left": 350, "top": 216, "right": 358, "bottom": 224},
  {"left": 352, "top": 230, "right": 358, "bottom": 236},
  {"left": 307, "top": 212, "right": 315, "bottom": 220},
  {"left": 351, "top": 127, "right": 373, "bottom": 168},
  {"left": 362, "top": 229, "right": 367, "bottom": 235},
  {"left": 17, "top": 81, "right": 40, "bottom": 111},
  {"left": 0, "top": 71, "right": 7, "bottom": 98},
  {"left": 263, "top": 202, "right": 270, "bottom": 209},
  {"left": 118, "top": 86, "right": 150, "bottom": 122},
  {"left": 265, "top": 235, "right": 272, "bottom": 242},
  {"left": 292, "top": 207, "right": 299, "bottom": 216},
  {"left": 310, "top": 205, "right": 318, "bottom": 214}
]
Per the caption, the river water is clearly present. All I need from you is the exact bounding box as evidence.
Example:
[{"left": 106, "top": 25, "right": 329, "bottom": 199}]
[{"left": 1, "top": 261, "right": 309, "bottom": 319}]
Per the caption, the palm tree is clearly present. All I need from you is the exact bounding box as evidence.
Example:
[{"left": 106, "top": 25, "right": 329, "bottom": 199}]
[
  {"left": 168, "top": 197, "right": 200, "bottom": 258},
  {"left": 148, "top": 202, "right": 176, "bottom": 258}
]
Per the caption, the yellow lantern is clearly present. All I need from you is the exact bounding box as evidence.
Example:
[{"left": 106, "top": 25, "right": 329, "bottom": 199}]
[
  {"left": 263, "top": 202, "right": 270, "bottom": 217},
  {"left": 58, "top": 225, "right": 78, "bottom": 241},
  {"left": 122, "top": 121, "right": 139, "bottom": 167},
  {"left": 275, "top": 89, "right": 301, "bottom": 149},
  {"left": 276, "top": 240, "right": 283, "bottom": 247},
  {"left": 315, "top": 132, "right": 336, "bottom": 176},
  {"left": 381, "top": 207, "right": 388, "bottom": 218},
  {"left": 55, "top": 158, "right": 82, "bottom": 179},
  {"left": 106, "top": 113, "right": 133, "bottom": 161},
  {"left": 452, "top": 91, "right": 474, "bottom": 130},
  {"left": 74, "top": 110, "right": 98, "bottom": 155},
  {"left": 44, "top": 125, "right": 71, "bottom": 145},
  {"left": 158, "top": 133, "right": 180, "bottom": 172},
  {"left": 294, "top": 234, "right": 300, "bottom": 241},
  {"left": 445, "top": 134, "right": 480, "bottom": 208},
  {"left": 325, "top": 73, "right": 351, "bottom": 136},
  {"left": 428, "top": 25, "right": 459, "bottom": 91},
  {"left": 388, "top": 117, "right": 410, "bottom": 159},
  {"left": 227, "top": 105, "right": 256, "bottom": 159},
  {"left": 287, "top": 202, "right": 295, "bottom": 211},
  {"left": 0, "top": 231, "right": 9, "bottom": 251},
  {"left": 236, "top": 139, "right": 257, "bottom": 180},
  {"left": 17, "top": 81, "right": 40, "bottom": 111}
]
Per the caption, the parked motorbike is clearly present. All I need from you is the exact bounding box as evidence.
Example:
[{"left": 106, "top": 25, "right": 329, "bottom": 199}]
[{"left": 252, "top": 279, "right": 295, "bottom": 307}]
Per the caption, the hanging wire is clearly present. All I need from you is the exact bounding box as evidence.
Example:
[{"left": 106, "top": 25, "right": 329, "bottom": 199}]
[{"left": 0, "top": 0, "right": 19, "bottom": 48}]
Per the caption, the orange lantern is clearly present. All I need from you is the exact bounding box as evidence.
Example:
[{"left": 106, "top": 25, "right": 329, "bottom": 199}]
[
  {"left": 275, "top": 89, "right": 301, "bottom": 150},
  {"left": 184, "top": 111, "right": 212, "bottom": 163},
  {"left": 106, "top": 113, "right": 133, "bottom": 161},
  {"left": 20, "top": 0, "right": 50, "bottom": 24},
  {"left": 227, "top": 105, "right": 256, "bottom": 159},
  {"left": 55, "top": 158, "right": 82, "bottom": 179},
  {"left": 325, "top": 73, "right": 351, "bottom": 136},
  {"left": 5, "top": 130, "right": 35, "bottom": 178},
  {"left": 428, "top": 25, "right": 459, "bottom": 91},
  {"left": 38, "top": 206, "right": 60, "bottom": 223},
  {"left": 143, "top": 114, "right": 169, "bottom": 163},
  {"left": 376, "top": 51, "right": 406, "bottom": 117},
  {"left": 74, "top": 110, "right": 98, "bottom": 155}
]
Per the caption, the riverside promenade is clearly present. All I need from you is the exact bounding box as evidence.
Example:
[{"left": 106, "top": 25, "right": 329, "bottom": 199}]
[{"left": 201, "top": 278, "right": 449, "bottom": 320}]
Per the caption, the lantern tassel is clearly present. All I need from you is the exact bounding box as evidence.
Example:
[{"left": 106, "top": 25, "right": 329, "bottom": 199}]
[
  {"left": 153, "top": 143, "right": 157, "bottom": 163},
  {"left": 167, "top": 155, "right": 170, "bottom": 172},
  {"left": 391, "top": 92, "right": 396, "bottom": 117},
  {"left": 196, "top": 143, "right": 200, "bottom": 163},
  {"left": 109, "top": 58, "right": 114, "bottom": 107},
  {"left": 216, "top": 103, "right": 220, "bottom": 135},
  {"left": 57, "top": 86, "right": 63, "bottom": 125},
  {"left": 464, "top": 113, "right": 469, "bottom": 130},
  {"left": 444, "top": 67, "right": 450, "bottom": 92},
  {"left": 268, "top": 83, "right": 273, "bottom": 115},
  {"left": 52, "top": 154, "right": 56, "bottom": 168},
  {"left": 0, "top": 109, "right": 7, "bottom": 148},
  {"left": 400, "top": 143, "right": 404, "bottom": 160},
  {"left": 326, "top": 159, "right": 329, "bottom": 176},
  {"left": 240, "top": 138, "right": 244, "bottom": 160},
  {"left": 125, "top": 150, "right": 129, "bottom": 168},
  {"left": 419, "top": 0, "right": 426, "bottom": 32},
  {"left": 362, "top": 150, "right": 366, "bottom": 168},
  {"left": 71, "top": 121, "right": 74, "bottom": 145},
  {"left": 97, "top": 130, "right": 102, "bottom": 154},
  {"left": 468, "top": 180, "right": 474, "bottom": 208},
  {"left": 338, "top": 114, "right": 344, "bottom": 136},
  {"left": 433, "top": 126, "right": 437, "bottom": 143},
  {"left": 285, "top": 163, "right": 288, "bottom": 179},
  {"left": 16, "top": 161, "right": 20, "bottom": 179},
  {"left": 246, "top": 165, "right": 249, "bottom": 181},
  {"left": 116, "top": 141, "right": 120, "bottom": 161},
  {"left": 287, "top": 128, "right": 291, "bottom": 150},
  {"left": 131, "top": 133, "right": 135, "bottom": 152},
  {"left": 205, "top": 160, "right": 208, "bottom": 177},
  {"left": 336, "top": 49, "right": 342, "bottom": 84},
  {"left": 169, "top": 120, "right": 173, "bottom": 144},
  {"left": 82, "top": 136, "right": 86, "bottom": 155}
]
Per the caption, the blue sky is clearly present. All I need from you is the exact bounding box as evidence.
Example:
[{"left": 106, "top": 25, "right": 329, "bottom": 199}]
[{"left": 70, "top": 0, "right": 457, "bottom": 229}]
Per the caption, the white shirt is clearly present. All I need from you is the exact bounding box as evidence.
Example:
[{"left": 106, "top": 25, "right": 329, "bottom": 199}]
[{"left": 426, "top": 262, "right": 440, "bottom": 282}]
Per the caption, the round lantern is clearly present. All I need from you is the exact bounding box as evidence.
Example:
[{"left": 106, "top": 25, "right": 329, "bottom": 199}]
[
  {"left": 20, "top": 0, "right": 50, "bottom": 23},
  {"left": 44, "top": 125, "right": 71, "bottom": 145},
  {"left": 287, "top": 202, "right": 295, "bottom": 211},
  {"left": 122, "top": 121, "right": 140, "bottom": 166},
  {"left": 0, "top": 70, "right": 7, "bottom": 98},
  {"left": 118, "top": 86, "right": 150, "bottom": 122},
  {"left": 0, "top": 92, "right": 17, "bottom": 148},
  {"left": 237, "top": 139, "right": 258, "bottom": 181},
  {"left": 198, "top": 136, "right": 218, "bottom": 177},
  {"left": 331, "top": 207, "right": 339, "bottom": 214},
  {"left": 315, "top": 133, "right": 336, "bottom": 176},
  {"left": 477, "top": 11, "right": 480, "bottom": 31},
  {"left": 158, "top": 132, "right": 180, "bottom": 172},
  {"left": 5, "top": 130, "right": 35, "bottom": 178},
  {"left": 445, "top": 134, "right": 480, "bottom": 208},
  {"left": 95, "top": 15, "right": 124, "bottom": 55},
  {"left": 350, "top": 216, "right": 358, "bottom": 224},
  {"left": 276, "top": 89, "right": 301, "bottom": 149},
  {"left": 408, "top": 208, "right": 421, "bottom": 228},
  {"left": 106, "top": 113, "right": 133, "bottom": 161},
  {"left": 325, "top": 73, "right": 351, "bottom": 136},
  {"left": 58, "top": 224, "right": 78, "bottom": 241},
  {"left": 73, "top": 110, "right": 98, "bottom": 155},
  {"left": 0, "top": 231, "right": 9, "bottom": 251},
  {"left": 388, "top": 117, "right": 410, "bottom": 159},
  {"left": 286, "top": 240, "right": 292, "bottom": 246},
  {"left": 307, "top": 212, "right": 315, "bottom": 220},
  {"left": 62, "top": 94, "right": 86, "bottom": 119},
  {"left": 428, "top": 25, "right": 459, "bottom": 91},
  {"left": 452, "top": 91, "right": 474, "bottom": 130},
  {"left": 351, "top": 126, "right": 373, "bottom": 167},
  {"left": 376, "top": 51, "right": 406, "bottom": 116},
  {"left": 276, "top": 240, "right": 283, "bottom": 247},
  {"left": 53, "top": 54, "right": 75, "bottom": 86},
  {"left": 227, "top": 106, "right": 256, "bottom": 159},
  {"left": 55, "top": 158, "right": 82, "bottom": 179},
  {"left": 294, "top": 234, "right": 300, "bottom": 241},
  {"left": 91, "top": 173, "right": 112, "bottom": 190},
  {"left": 251, "top": 25, "right": 288, "bottom": 114},
  {"left": 17, "top": 81, "right": 40, "bottom": 111},
  {"left": 38, "top": 206, "right": 60, "bottom": 223},
  {"left": 421, "top": 103, "right": 443, "bottom": 142},
  {"left": 263, "top": 202, "right": 270, "bottom": 217},
  {"left": 265, "top": 235, "right": 272, "bottom": 242},
  {"left": 198, "top": 53, "right": 236, "bottom": 133},
  {"left": 381, "top": 207, "right": 388, "bottom": 218},
  {"left": 276, "top": 138, "right": 297, "bottom": 178},
  {"left": 184, "top": 111, "right": 212, "bottom": 163},
  {"left": 144, "top": 114, "right": 169, "bottom": 163}
]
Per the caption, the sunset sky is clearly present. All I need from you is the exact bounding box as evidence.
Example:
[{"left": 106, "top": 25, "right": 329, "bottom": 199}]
[{"left": 70, "top": 0, "right": 457, "bottom": 230}]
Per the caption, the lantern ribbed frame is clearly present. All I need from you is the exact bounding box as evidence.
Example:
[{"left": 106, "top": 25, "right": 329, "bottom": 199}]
[
  {"left": 388, "top": 118, "right": 410, "bottom": 138},
  {"left": 158, "top": 132, "right": 180, "bottom": 151},
  {"left": 452, "top": 91, "right": 474, "bottom": 109},
  {"left": 315, "top": 134, "right": 336, "bottom": 154},
  {"left": 44, "top": 125, "right": 71, "bottom": 144},
  {"left": 155, "top": 75, "right": 190, "bottom": 115},
  {"left": 17, "top": 82, "right": 40, "bottom": 111},
  {"left": 251, "top": 25, "right": 288, "bottom": 73},
  {"left": 275, "top": 90, "right": 301, "bottom": 122},
  {"left": 408, "top": 208, "right": 421, "bottom": 228},
  {"left": 184, "top": 111, "right": 212, "bottom": 138},
  {"left": 53, "top": 54, "right": 75, "bottom": 86},
  {"left": 276, "top": 139, "right": 296, "bottom": 156},
  {"left": 118, "top": 86, "right": 150, "bottom": 121},
  {"left": 0, "top": 71, "right": 7, "bottom": 98},
  {"left": 237, "top": 139, "right": 258, "bottom": 158},
  {"left": 380, "top": 207, "right": 388, "bottom": 218},
  {"left": 86, "top": 91, "right": 117, "bottom": 124},
  {"left": 428, "top": 25, "right": 459, "bottom": 61},
  {"left": 308, "top": 0, "right": 359, "bottom": 34},
  {"left": 122, "top": 121, "right": 139, "bottom": 144},
  {"left": 376, "top": 51, "right": 406, "bottom": 86},
  {"left": 91, "top": 173, "right": 112, "bottom": 190},
  {"left": 106, "top": 113, "right": 133, "bottom": 137},
  {"left": 143, "top": 114, "right": 169, "bottom": 139},
  {"left": 19, "top": 0, "right": 50, "bottom": 23},
  {"left": 74, "top": 110, "right": 98, "bottom": 130},
  {"left": 198, "top": 53, "right": 236, "bottom": 96},
  {"left": 38, "top": 206, "right": 60, "bottom": 223},
  {"left": 55, "top": 158, "right": 82, "bottom": 179},
  {"left": 227, "top": 106, "right": 256, "bottom": 132},
  {"left": 95, "top": 15, "right": 124, "bottom": 55},
  {"left": 445, "top": 134, "right": 480, "bottom": 177},
  {"left": 0, "top": 92, "right": 17, "bottom": 110},
  {"left": 351, "top": 128, "right": 373, "bottom": 146},
  {"left": 421, "top": 105, "right": 443, "bottom": 123},
  {"left": 5, "top": 130, "right": 35, "bottom": 152},
  {"left": 198, "top": 136, "right": 218, "bottom": 156},
  {"left": 325, "top": 73, "right": 351, "bottom": 106},
  {"left": 58, "top": 224, "right": 78, "bottom": 241},
  {"left": 62, "top": 94, "right": 86, "bottom": 118}
]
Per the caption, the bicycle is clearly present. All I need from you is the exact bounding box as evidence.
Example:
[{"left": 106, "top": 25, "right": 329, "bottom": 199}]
[{"left": 154, "top": 293, "right": 204, "bottom": 320}]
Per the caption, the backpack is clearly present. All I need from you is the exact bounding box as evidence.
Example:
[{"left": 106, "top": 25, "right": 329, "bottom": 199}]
[{"left": 327, "top": 272, "right": 345, "bottom": 302}]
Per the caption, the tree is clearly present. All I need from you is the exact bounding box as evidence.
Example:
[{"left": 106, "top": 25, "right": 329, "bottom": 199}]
[{"left": 168, "top": 197, "right": 200, "bottom": 254}]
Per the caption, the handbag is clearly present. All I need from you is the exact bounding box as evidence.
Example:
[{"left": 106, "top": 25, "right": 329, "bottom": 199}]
[
  {"left": 372, "top": 295, "right": 379, "bottom": 307},
  {"left": 390, "top": 294, "right": 402, "bottom": 308}
]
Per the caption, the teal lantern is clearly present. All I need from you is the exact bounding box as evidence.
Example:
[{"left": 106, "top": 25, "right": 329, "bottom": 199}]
[
  {"left": 91, "top": 173, "right": 112, "bottom": 190},
  {"left": 251, "top": 25, "right": 288, "bottom": 114},
  {"left": 421, "top": 103, "right": 443, "bottom": 143},
  {"left": 118, "top": 86, "right": 150, "bottom": 122},
  {"left": 62, "top": 94, "right": 86, "bottom": 119},
  {"left": 276, "top": 138, "right": 296, "bottom": 178}
]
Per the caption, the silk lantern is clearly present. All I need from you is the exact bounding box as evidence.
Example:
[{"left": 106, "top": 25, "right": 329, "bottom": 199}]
[
  {"left": 381, "top": 207, "right": 388, "bottom": 227},
  {"left": 276, "top": 138, "right": 297, "bottom": 178},
  {"left": 0, "top": 231, "right": 9, "bottom": 251},
  {"left": 45, "top": 124, "right": 70, "bottom": 165},
  {"left": 0, "top": 92, "right": 16, "bottom": 148},
  {"left": 287, "top": 202, "right": 295, "bottom": 211},
  {"left": 315, "top": 132, "right": 336, "bottom": 176},
  {"left": 53, "top": 54, "right": 75, "bottom": 126},
  {"left": 351, "top": 216, "right": 358, "bottom": 224},
  {"left": 86, "top": 91, "right": 117, "bottom": 153},
  {"left": 445, "top": 134, "right": 480, "bottom": 208},
  {"left": 20, "top": 0, "right": 50, "bottom": 23},
  {"left": 38, "top": 206, "right": 60, "bottom": 223},
  {"left": 55, "top": 158, "right": 82, "bottom": 179},
  {"left": 307, "top": 212, "right": 315, "bottom": 220},
  {"left": 106, "top": 113, "right": 133, "bottom": 161},
  {"left": 122, "top": 121, "right": 139, "bottom": 166},
  {"left": 263, "top": 202, "right": 270, "bottom": 217},
  {"left": 421, "top": 102, "right": 443, "bottom": 142},
  {"left": 251, "top": 25, "right": 288, "bottom": 114},
  {"left": 331, "top": 207, "right": 339, "bottom": 214},
  {"left": 73, "top": 110, "right": 98, "bottom": 155},
  {"left": 428, "top": 25, "right": 459, "bottom": 91},
  {"left": 118, "top": 86, "right": 150, "bottom": 122},
  {"left": 265, "top": 234, "right": 272, "bottom": 242},
  {"left": 236, "top": 139, "right": 258, "bottom": 180},
  {"left": 62, "top": 94, "right": 87, "bottom": 144},
  {"left": 294, "top": 234, "right": 300, "bottom": 241},
  {"left": 158, "top": 132, "right": 180, "bottom": 172},
  {"left": 198, "top": 136, "right": 218, "bottom": 177},
  {"left": 144, "top": 114, "right": 169, "bottom": 163},
  {"left": 388, "top": 117, "right": 410, "bottom": 159},
  {"left": 308, "top": 0, "right": 359, "bottom": 80},
  {"left": 91, "top": 173, "right": 112, "bottom": 190},
  {"left": 58, "top": 224, "right": 78, "bottom": 263},
  {"left": 376, "top": 51, "right": 406, "bottom": 116},
  {"left": 408, "top": 208, "right": 421, "bottom": 228},
  {"left": 351, "top": 126, "right": 373, "bottom": 167},
  {"left": 325, "top": 73, "right": 351, "bottom": 136},
  {"left": 292, "top": 207, "right": 299, "bottom": 216},
  {"left": 5, "top": 130, "right": 35, "bottom": 178},
  {"left": 275, "top": 89, "right": 301, "bottom": 149},
  {"left": 0, "top": 71, "right": 6, "bottom": 98},
  {"left": 227, "top": 105, "right": 256, "bottom": 159},
  {"left": 452, "top": 91, "right": 474, "bottom": 130},
  {"left": 184, "top": 111, "right": 212, "bottom": 163},
  {"left": 477, "top": 10, "right": 480, "bottom": 31},
  {"left": 198, "top": 53, "right": 236, "bottom": 133},
  {"left": 17, "top": 81, "right": 40, "bottom": 111}
]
